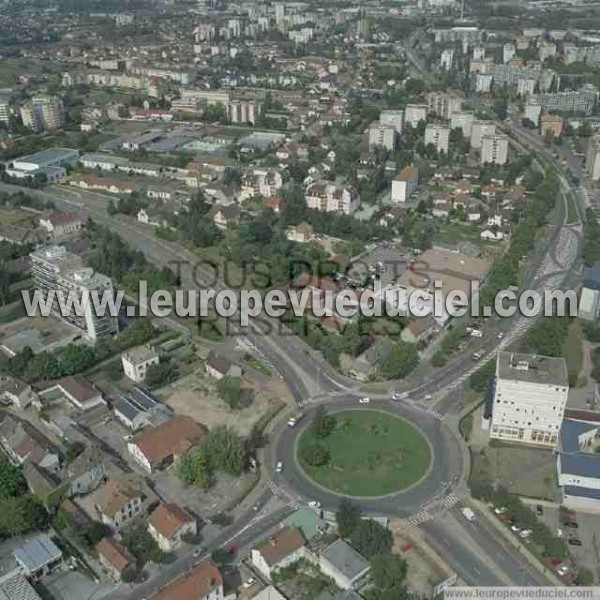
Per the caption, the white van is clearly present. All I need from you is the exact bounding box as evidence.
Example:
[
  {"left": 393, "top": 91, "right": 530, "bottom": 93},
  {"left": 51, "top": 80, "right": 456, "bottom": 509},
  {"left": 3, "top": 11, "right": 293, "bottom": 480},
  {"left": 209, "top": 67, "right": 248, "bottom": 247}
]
[{"left": 461, "top": 507, "right": 476, "bottom": 521}]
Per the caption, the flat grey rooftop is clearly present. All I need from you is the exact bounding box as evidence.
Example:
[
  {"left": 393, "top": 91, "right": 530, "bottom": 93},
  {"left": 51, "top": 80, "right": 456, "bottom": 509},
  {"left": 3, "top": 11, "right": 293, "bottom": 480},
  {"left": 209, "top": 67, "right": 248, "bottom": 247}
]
[{"left": 497, "top": 351, "right": 568, "bottom": 387}]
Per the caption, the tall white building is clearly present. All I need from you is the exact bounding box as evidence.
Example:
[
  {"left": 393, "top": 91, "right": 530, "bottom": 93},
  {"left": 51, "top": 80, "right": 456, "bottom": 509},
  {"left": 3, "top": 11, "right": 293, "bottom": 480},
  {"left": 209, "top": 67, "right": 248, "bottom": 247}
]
[
  {"left": 481, "top": 134, "right": 509, "bottom": 165},
  {"left": 503, "top": 43, "right": 515, "bottom": 63},
  {"left": 489, "top": 352, "right": 569, "bottom": 448},
  {"left": 525, "top": 98, "right": 542, "bottom": 126},
  {"left": 228, "top": 100, "right": 260, "bottom": 124},
  {"left": 20, "top": 96, "right": 65, "bottom": 132},
  {"left": 30, "top": 246, "right": 118, "bottom": 341},
  {"left": 587, "top": 136, "right": 600, "bottom": 181},
  {"left": 470, "top": 120, "right": 496, "bottom": 149},
  {"left": 404, "top": 104, "right": 428, "bottom": 127},
  {"left": 440, "top": 48, "right": 454, "bottom": 70},
  {"left": 391, "top": 166, "right": 418, "bottom": 203},
  {"left": 0, "top": 95, "right": 10, "bottom": 125},
  {"left": 368, "top": 122, "right": 395, "bottom": 151},
  {"left": 450, "top": 111, "right": 475, "bottom": 138},
  {"left": 424, "top": 124, "right": 450, "bottom": 154},
  {"left": 379, "top": 110, "right": 404, "bottom": 134},
  {"left": 474, "top": 73, "right": 493, "bottom": 93}
]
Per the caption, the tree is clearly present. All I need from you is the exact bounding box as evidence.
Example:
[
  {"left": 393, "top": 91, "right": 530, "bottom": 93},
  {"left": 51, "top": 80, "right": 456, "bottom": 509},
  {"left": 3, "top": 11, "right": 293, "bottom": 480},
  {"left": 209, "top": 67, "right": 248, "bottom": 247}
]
[
  {"left": 123, "top": 524, "right": 166, "bottom": 565},
  {"left": 336, "top": 499, "right": 362, "bottom": 539},
  {"left": 0, "top": 455, "right": 26, "bottom": 498},
  {"left": 377, "top": 341, "right": 419, "bottom": 380},
  {"left": 370, "top": 553, "right": 407, "bottom": 596},
  {"left": 298, "top": 441, "right": 330, "bottom": 467},
  {"left": 312, "top": 405, "right": 335, "bottom": 438},
  {"left": 145, "top": 360, "right": 179, "bottom": 389},
  {"left": 0, "top": 495, "right": 47, "bottom": 537},
  {"left": 65, "top": 441, "right": 86, "bottom": 463},
  {"left": 349, "top": 519, "right": 393, "bottom": 559},
  {"left": 211, "top": 548, "right": 230, "bottom": 566},
  {"left": 202, "top": 427, "right": 246, "bottom": 476},
  {"left": 176, "top": 447, "right": 214, "bottom": 489}
]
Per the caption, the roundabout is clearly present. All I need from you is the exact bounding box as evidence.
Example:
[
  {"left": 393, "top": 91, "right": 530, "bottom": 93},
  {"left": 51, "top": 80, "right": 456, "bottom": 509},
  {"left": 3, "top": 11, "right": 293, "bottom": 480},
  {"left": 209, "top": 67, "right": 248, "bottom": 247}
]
[
  {"left": 273, "top": 397, "right": 463, "bottom": 517},
  {"left": 295, "top": 409, "right": 431, "bottom": 497}
]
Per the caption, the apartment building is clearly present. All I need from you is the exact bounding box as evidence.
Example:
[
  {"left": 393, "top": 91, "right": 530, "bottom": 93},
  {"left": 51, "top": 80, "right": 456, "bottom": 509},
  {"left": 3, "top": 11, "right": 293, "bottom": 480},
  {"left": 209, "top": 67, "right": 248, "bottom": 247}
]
[
  {"left": 440, "top": 48, "right": 454, "bottom": 70},
  {"left": 305, "top": 182, "right": 360, "bottom": 214},
  {"left": 424, "top": 124, "right": 450, "bottom": 154},
  {"left": 368, "top": 122, "right": 395, "bottom": 151},
  {"left": 29, "top": 245, "right": 118, "bottom": 340},
  {"left": 379, "top": 109, "right": 404, "bottom": 133},
  {"left": 481, "top": 135, "right": 509, "bottom": 165},
  {"left": 450, "top": 111, "right": 475, "bottom": 138},
  {"left": 404, "top": 104, "right": 427, "bottom": 127},
  {"left": 426, "top": 91, "right": 463, "bottom": 119},
  {"left": 228, "top": 99, "right": 260, "bottom": 124},
  {"left": 489, "top": 352, "right": 569, "bottom": 448},
  {"left": 20, "top": 96, "right": 65, "bottom": 132},
  {"left": 470, "top": 120, "right": 496, "bottom": 149},
  {"left": 587, "top": 135, "right": 600, "bottom": 181},
  {"left": 540, "top": 87, "right": 598, "bottom": 115},
  {"left": 391, "top": 166, "right": 418, "bottom": 203},
  {"left": 121, "top": 345, "right": 160, "bottom": 383}
]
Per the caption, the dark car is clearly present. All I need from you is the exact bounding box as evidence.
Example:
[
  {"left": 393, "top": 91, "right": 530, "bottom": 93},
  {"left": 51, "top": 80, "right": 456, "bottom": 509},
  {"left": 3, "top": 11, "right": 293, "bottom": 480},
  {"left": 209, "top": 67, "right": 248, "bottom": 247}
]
[
  {"left": 568, "top": 539, "right": 582, "bottom": 546},
  {"left": 566, "top": 522, "right": 579, "bottom": 529},
  {"left": 536, "top": 505, "right": 543, "bottom": 516}
]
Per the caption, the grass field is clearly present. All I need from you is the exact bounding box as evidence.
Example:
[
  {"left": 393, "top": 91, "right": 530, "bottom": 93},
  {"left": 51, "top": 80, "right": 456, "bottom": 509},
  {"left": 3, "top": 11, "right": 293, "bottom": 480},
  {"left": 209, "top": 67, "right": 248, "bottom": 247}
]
[{"left": 296, "top": 410, "right": 431, "bottom": 497}]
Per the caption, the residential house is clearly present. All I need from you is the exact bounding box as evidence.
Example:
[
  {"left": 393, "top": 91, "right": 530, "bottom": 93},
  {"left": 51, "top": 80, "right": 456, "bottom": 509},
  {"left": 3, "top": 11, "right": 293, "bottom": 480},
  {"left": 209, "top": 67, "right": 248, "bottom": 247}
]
[
  {"left": 69, "top": 175, "right": 136, "bottom": 195},
  {"left": 401, "top": 316, "right": 436, "bottom": 344},
  {"left": 65, "top": 445, "right": 108, "bottom": 496},
  {"left": 286, "top": 222, "right": 314, "bottom": 242},
  {"left": 148, "top": 502, "right": 197, "bottom": 552},
  {"left": 127, "top": 415, "right": 207, "bottom": 473},
  {"left": 205, "top": 351, "right": 243, "bottom": 380},
  {"left": 40, "top": 376, "right": 106, "bottom": 411},
  {"left": 14, "top": 534, "right": 62, "bottom": 580},
  {"left": 0, "top": 415, "right": 60, "bottom": 472},
  {"left": 39, "top": 210, "right": 84, "bottom": 239},
  {"left": 210, "top": 204, "right": 240, "bottom": 229},
  {"left": 251, "top": 526, "right": 306, "bottom": 580},
  {"left": 0, "top": 376, "right": 34, "bottom": 408},
  {"left": 113, "top": 387, "right": 172, "bottom": 431},
  {"left": 121, "top": 345, "right": 160, "bottom": 383},
  {"left": 151, "top": 560, "right": 223, "bottom": 600},
  {"left": 319, "top": 539, "right": 371, "bottom": 591},
  {"left": 96, "top": 537, "right": 136, "bottom": 582},
  {"left": 264, "top": 196, "right": 284, "bottom": 213},
  {"left": 92, "top": 478, "right": 144, "bottom": 530}
]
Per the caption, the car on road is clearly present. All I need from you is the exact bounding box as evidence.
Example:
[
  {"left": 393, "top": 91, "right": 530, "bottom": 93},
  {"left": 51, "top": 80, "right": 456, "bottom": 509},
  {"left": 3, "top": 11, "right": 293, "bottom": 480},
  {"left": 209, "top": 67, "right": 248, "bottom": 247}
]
[
  {"left": 424, "top": 393, "right": 433, "bottom": 400},
  {"left": 565, "top": 521, "right": 578, "bottom": 529},
  {"left": 359, "top": 397, "right": 371, "bottom": 404},
  {"left": 461, "top": 508, "right": 476, "bottom": 521},
  {"left": 193, "top": 546, "right": 204, "bottom": 557},
  {"left": 497, "top": 332, "right": 505, "bottom": 340},
  {"left": 308, "top": 501, "right": 321, "bottom": 510},
  {"left": 288, "top": 418, "right": 297, "bottom": 427},
  {"left": 391, "top": 391, "right": 408, "bottom": 401},
  {"left": 536, "top": 504, "right": 543, "bottom": 516},
  {"left": 227, "top": 544, "right": 237, "bottom": 555},
  {"left": 557, "top": 528, "right": 563, "bottom": 538},
  {"left": 470, "top": 329, "right": 483, "bottom": 338},
  {"left": 242, "top": 578, "right": 256, "bottom": 589},
  {"left": 568, "top": 538, "right": 582, "bottom": 546},
  {"left": 472, "top": 352, "right": 482, "bottom": 361},
  {"left": 276, "top": 461, "right": 283, "bottom": 473}
]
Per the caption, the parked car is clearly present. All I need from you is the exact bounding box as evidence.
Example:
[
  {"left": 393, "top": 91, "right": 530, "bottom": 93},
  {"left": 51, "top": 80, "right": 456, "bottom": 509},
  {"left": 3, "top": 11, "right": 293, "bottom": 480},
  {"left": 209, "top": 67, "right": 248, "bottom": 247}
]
[
  {"left": 193, "top": 546, "right": 204, "bottom": 557},
  {"left": 557, "top": 565, "right": 570, "bottom": 576},
  {"left": 359, "top": 397, "right": 371, "bottom": 404},
  {"left": 568, "top": 539, "right": 582, "bottom": 546},
  {"left": 461, "top": 508, "right": 476, "bottom": 521},
  {"left": 565, "top": 522, "right": 579, "bottom": 529},
  {"left": 391, "top": 391, "right": 409, "bottom": 400},
  {"left": 494, "top": 507, "right": 507, "bottom": 515},
  {"left": 276, "top": 461, "right": 283, "bottom": 473},
  {"left": 510, "top": 524, "right": 521, "bottom": 532},
  {"left": 472, "top": 352, "right": 482, "bottom": 361},
  {"left": 287, "top": 418, "right": 297, "bottom": 427},
  {"left": 536, "top": 505, "right": 543, "bottom": 516}
]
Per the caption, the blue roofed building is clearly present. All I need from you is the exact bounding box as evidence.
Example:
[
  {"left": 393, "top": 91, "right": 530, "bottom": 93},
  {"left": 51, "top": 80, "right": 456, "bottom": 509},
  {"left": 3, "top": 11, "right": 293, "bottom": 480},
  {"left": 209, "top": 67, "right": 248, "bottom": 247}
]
[
  {"left": 557, "top": 412, "right": 600, "bottom": 511},
  {"left": 14, "top": 534, "right": 62, "bottom": 579}
]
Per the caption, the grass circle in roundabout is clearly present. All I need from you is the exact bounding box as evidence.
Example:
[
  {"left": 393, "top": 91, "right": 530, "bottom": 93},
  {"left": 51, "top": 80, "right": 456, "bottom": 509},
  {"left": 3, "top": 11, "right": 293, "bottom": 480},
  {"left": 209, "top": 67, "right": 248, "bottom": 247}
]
[{"left": 295, "top": 409, "right": 432, "bottom": 497}]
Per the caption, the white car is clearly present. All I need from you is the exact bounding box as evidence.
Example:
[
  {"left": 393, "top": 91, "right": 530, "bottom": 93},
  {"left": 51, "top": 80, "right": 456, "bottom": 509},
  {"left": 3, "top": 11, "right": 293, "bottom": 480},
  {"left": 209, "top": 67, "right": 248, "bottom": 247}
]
[
  {"left": 510, "top": 524, "right": 521, "bottom": 532},
  {"left": 557, "top": 565, "right": 570, "bottom": 576},
  {"left": 424, "top": 393, "right": 433, "bottom": 401},
  {"left": 470, "top": 329, "right": 483, "bottom": 338},
  {"left": 276, "top": 461, "right": 283, "bottom": 473},
  {"left": 308, "top": 500, "right": 321, "bottom": 510},
  {"left": 461, "top": 507, "right": 476, "bottom": 521},
  {"left": 497, "top": 332, "right": 505, "bottom": 340},
  {"left": 359, "top": 397, "right": 371, "bottom": 404},
  {"left": 494, "top": 507, "right": 507, "bottom": 515},
  {"left": 519, "top": 529, "right": 532, "bottom": 539},
  {"left": 392, "top": 391, "right": 408, "bottom": 401},
  {"left": 287, "top": 418, "right": 297, "bottom": 427}
]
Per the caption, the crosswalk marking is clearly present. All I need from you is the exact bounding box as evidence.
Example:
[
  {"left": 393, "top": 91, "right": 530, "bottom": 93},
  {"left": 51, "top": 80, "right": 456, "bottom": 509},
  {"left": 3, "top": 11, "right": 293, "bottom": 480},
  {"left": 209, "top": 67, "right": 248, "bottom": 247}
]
[
  {"left": 406, "top": 510, "right": 434, "bottom": 526},
  {"left": 442, "top": 493, "right": 460, "bottom": 510},
  {"left": 268, "top": 480, "right": 301, "bottom": 510}
]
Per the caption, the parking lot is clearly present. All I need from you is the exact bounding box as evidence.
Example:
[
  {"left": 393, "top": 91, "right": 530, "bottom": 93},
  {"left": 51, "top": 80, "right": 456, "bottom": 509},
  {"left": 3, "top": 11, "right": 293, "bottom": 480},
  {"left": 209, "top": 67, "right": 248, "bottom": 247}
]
[{"left": 522, "top": 500, "right": 600, "bottom": 582}]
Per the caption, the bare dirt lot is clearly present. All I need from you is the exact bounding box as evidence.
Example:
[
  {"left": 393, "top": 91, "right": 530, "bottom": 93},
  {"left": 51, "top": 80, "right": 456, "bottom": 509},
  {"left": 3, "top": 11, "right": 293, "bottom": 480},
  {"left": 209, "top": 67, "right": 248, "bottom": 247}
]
[{"left": 162, "top": 369, "right": 292, "bottom": 436}]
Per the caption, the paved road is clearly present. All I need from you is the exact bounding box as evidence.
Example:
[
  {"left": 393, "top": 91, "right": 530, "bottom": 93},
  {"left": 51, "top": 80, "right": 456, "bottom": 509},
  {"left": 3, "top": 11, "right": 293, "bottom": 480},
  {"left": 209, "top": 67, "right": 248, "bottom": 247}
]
[{"left": 272, "top": 398, "right": 461, "bottom": 516}]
